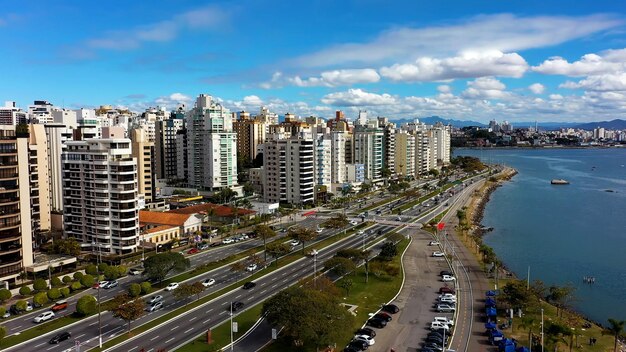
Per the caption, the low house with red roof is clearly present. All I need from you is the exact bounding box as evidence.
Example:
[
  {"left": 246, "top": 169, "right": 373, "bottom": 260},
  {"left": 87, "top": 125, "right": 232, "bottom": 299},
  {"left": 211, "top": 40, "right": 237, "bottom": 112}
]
[
  {"left": 139, "top": 210, "right": 204, "bottom": 246},
  {"left": 169, "top": 203, "right": 256, "bottom": 223}
]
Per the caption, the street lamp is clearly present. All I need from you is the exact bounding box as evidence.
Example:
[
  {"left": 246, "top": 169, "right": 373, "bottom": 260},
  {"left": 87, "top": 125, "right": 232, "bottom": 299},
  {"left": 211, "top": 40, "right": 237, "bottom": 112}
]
[
  {"left": 230, "top": 302, "right": 234, "bottom": 352},
  {"left": 97, "top": 271, "right": 102, "bottom": 348},
  {"left": 313, "top": 250, "right": 318, "bottom": 288},
  {"left": 141, "top": 233, "right": 145, "bottom": 261}
]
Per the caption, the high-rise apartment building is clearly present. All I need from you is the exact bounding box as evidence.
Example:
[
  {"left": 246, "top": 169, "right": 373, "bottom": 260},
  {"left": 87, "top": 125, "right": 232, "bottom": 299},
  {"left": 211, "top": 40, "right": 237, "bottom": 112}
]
[
  {"left": 263, "top": 138, "right": 314, "bottom": 205},
  {"left": 330, "top": 131, "right": 347, "bottom": 184},
  {"left": 131, "top": 127, "right": 155, "bottom": 206},
  {"left": 44, "top": 124, "right": 73, "bottom": 212},
  {"left": 353, "top": 125, "right": 383, "bottom": 182},
  {"left": 28, "top": 100, "right": 54, "bottom": 124},
  {"left": 394, "top": 130, "right": 415, "bottom": 177},
  {"left": 378, "top": 117, "right": 396, "bottom": 175},
  {"left": 233, "top": 112, "right": 266, "bottom": 165},
  {"left": 186, "top": 94, "right": 238, "bottom": 191},
  {"left": 155, "top": 110, "right": 185, "bottom": 182},
  {"left": 62, "top": 132, "right": 140, "bottom": 255},
  {"left": 314, "top": 136, "right": 332, "bottom": 189},
  {"left": 0, "top": 102, "right": 27, "bottom": 125},
  {"left": 430, "top": 123, "right": 451, "bottom": 166}
]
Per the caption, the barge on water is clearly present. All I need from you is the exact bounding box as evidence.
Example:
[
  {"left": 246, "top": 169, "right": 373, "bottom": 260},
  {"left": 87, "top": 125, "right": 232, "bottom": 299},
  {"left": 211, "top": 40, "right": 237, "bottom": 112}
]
[{"left": 551, "top": 179, "right": 570, "bottom": 185}]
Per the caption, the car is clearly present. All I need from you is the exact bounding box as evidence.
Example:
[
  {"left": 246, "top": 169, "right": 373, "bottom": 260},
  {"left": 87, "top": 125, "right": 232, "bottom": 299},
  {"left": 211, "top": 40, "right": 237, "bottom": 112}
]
[
  {"left": 230, "top": 301, "right": 244, "bottom": 312},
  {"left": 316, "top": 228, "right": 323, "bottom": 233},
  {"left": 427, "top": 331, "right": 449, "bottom": 340},
  {"left": 243, "top": 281, "right": 256, "bottom": 290},
  {"left": 436, "top": 304, "right": 456, "bottom": 313},
  {"left": 355, "top": 327, "right": 376, "bottom": 338},
  {"left": 246, "top": 263, "right": 258, "bottom": 272},
  {"left": 198, "top": 243, "right": 209, "bottom": 250},
  {"left": 439, "top": 286, "right": 455, "bottom": 294},
  {"left": 1, "top": 311, "right": 9, "bottom": 319},
  {"left": 432, "top": 251, "right": 445, "bottom": 257},
  {"left": 354, "top": 334, "right": 375, "bottom": 346},
  {"left": 423, "top": 342, "right": 445, "bottom": 351},
  {"left": 350, "top": 220, "right": 358, "bottom": 226},
  {"left": 93, "top": 280, "right": 109, "bottom": 289},
  {"left": 222, "top": 238, "right": 234, "bottom": 244},
  {"left": 146, "top": 301, "right": 163, "bottom": 312},
  {"left": 104, "top": 280, "right": 118, "bottom": 289},
  {"left": 439, "top": 270, "right": 453, "bottom": 277},
  {"left": 202, "top": 278, "right": 216, "bottom": 287},
  {"left": 343, "top": 345, "right": 362, "bottom": 352},
  {"left": 188, "top": 248, "right": 199, "bottom": 254},
  {"left": 165, "top": 282, "right": 179, "bottom": 291},
  {"left": 25, "top": 302, "right": 33, "bottom": 311},
  {"left": 381, "top": 304, "right": 400, "bottom": 314},
  {"left": 306, "top": 249, "right": 319, "bottom": 257},
  {"left": 366, "top": 317, "right": 387, "bottom": 328},
  {"left": 439, "top": 296, "right": 457, "bottom": 304},
  {"left": 51, "top": 300, "right": 68, "bottom": 312},
  {"left": 425, "top": 336, "right": 446, "bottom": 345},
  {"left": 33, "top": 311, "right": 55, "bottom": 323},
  {"left": 148, "top": 295, "right": 163, "bottom": 304},
  {"left": 49, "top": 331, "right": 71, "bottom": 344},
  {"left": 438, "top": 293, "right": 456, "bottom": 300},
  {"left": 209, "top": 242, "right": 221, "bottom": 247},
  {"left": 396, "top": 216, "right": 402, "bottom": 221},
  {"left": 429, "top": 241, "right": 440, "bottom": 246},
  {"left": 347, "top": 339, "right": 369, "bottom": 350},
  {"left": 430, "top": 321, "right": 451, "bottom": 331},
  {"left": 290, "top": 239, "right": 300, "bottom": 247},
  {"left": 373, "top": 312, "right": 392, "bottom": 322},
  {"left": 358, "top": 230, "right": 365, "bottom": 235},
  {"left": 129, "top": 268, "right": 143, "bottom": 275},
  {"left": 441, "top": 275, "right": 456, "bottom": 282},
  {"left": 433, "top": 316, "right": 454, "bottom": 326}
]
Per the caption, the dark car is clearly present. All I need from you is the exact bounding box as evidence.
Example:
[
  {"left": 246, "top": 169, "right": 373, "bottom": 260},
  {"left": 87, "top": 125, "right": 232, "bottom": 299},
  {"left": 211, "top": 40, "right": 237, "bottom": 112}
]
[
  {"left": 230, "top": 301, "right": 244, "bottom": 312},
  {"left": 49, "top": 331, "right": 71, "bottom": 344},
  {"left": 427, "top": 331, "right": 448, "bottom": 340},
  {"left": 381, "top": 304, "right": 399, "bottom": 314},
  {"left": 366, "top": 317, "right": 387, "bottom": 328},
  {"left": 355, "top": 327, "right": 376, "bottom": 338},
  {"left": 425, "top": 335, "right": 446, "bottom": 345},
  {"left": 423, "top": 342, "right": 444, "bottom": 351},
  {"left": 439, "top": 286, "right": 455, "bottom": 294},
  {"left": 439, "top": 270, "right": 453, "bottom": 277},
  {"left": 347, "top": 339, "right": 369, "bottom": 350},
  {"left": 242, "top": 282, "right": 256, "bottom": 290},
  {"left": 209, "top": 242, "right": 221, "bottom": 247},
  {"left": 373, "top": 312, "right": 392, "bottom": 322}
]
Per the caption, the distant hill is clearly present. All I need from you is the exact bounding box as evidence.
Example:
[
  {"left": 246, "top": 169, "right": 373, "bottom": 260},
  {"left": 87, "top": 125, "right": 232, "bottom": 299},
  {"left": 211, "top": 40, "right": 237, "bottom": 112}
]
[
  {"left": 573, "top": 119, "right": 626, "bottom": 131},
  {"left": 390, "top": 116, "right": 486, "bottom": 128}
]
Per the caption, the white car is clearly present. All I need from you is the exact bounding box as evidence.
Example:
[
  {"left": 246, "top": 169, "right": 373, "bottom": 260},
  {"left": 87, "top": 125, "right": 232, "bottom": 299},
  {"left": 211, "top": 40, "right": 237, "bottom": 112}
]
[
  {"left": 350, "top": 220, "right": 358, "bottom": 226},
  {"left": 129, "top": 268, "right": 142, "bottom": 275},
  {"left": 33, "top": 311, "right": 55, "bottom": 323},
  {"left": 146, "top": 301, "right": 163, "bottom": 312},
  {"left": 438, "top": 293, "right": 456, "bottom": 300},
  {"left": 433, "top": 316, "right": 454, "bottom": 326},
  {"left": 432, "top": 251, "right": 445, "bottom": 257},
  {"left": 165, "top": 283, "right": 179, "bottom": 291},
  {"left": 25, "top": 302, "right": 33, "bottom": 311},
  {"left": 222, "top": 238, "right": 234, "bottom": 244},
  {"left": 246, "top": 263, "right": 258, "bottom": 272},
  {"left": 429, "top": 241, "right": 440, "bottom": 246},
  {"left": 358, "top": 230, "right": 365, "bottom": 235},
  {"left": 290, "top": 239, "right": 300, "bottom": 247},
  {"left": 202, "top": 278, "right": 216, "bottom": 287},
  {"left": 439, "top": 296, "right": 457, "bottom": 304},
  {"left": 354, "top": 334, "right": 376, "bottom": 346},
  {"left": 316, "top": 228, "right": 323, "bottom": 233},
  {"left": 148, "top": 295, "right": 163, "bottom": 304},
  {"left": 430, "top": 321, "right": 451, "bottom": 331},
  {"left": 441, "top": 275, "right": 456, "bottom": 282}
]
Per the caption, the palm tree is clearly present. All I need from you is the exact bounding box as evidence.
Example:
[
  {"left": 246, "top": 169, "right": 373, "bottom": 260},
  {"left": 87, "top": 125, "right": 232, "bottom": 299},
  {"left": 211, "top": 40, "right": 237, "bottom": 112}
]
[
  {"left": 605, "top": 318, "right": 625, "bottom": 352},
  {"left": 519, "top": 315, "right": 539, "bottom": 350}
]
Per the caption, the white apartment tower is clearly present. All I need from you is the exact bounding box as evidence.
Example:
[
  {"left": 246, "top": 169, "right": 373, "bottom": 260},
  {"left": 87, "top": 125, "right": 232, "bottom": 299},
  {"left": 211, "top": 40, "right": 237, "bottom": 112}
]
[
  {"left": 62, "top": 133, "right": 140, "bottom": 255},
  {"left": 353, "top": 125, "right": 383, "bottom": 182},
  {"left": 314, "top": 136, "right": 332, "bottom": 189},
  {"left": 394, "top": 130, "right": 415, "bottom": 178},
  {"left": 263, "top": 138, "right": 314, "bottom": 205},
  {"left": 330, "top": 131, "right": 347, "bottom": 184},
  {"left": 186, "top": 94, "right": 238, "bottom": 190}
]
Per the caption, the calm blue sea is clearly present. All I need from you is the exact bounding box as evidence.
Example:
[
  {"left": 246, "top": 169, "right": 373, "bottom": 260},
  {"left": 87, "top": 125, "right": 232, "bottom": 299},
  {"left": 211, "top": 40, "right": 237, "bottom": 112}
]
[{"left": 455, "top": 148, "right": 626, "bottom": 324}]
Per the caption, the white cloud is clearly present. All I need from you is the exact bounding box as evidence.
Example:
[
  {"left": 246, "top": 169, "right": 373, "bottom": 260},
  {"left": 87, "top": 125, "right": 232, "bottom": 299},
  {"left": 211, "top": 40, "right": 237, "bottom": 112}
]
[
  {"left": 380, "top": 51, "right": 528, "bottom": 82},
  {"left": 437, "top": 85, "right": 452, "bottom": 93},
  {"left": 321, "top": 89, "right": 397, "bottom": 106},
  {"left": 262, "top": 69, "right": 380, "bottom": 88},
  {"left": 533, "top": 49, "right": 626, "bottom": 76},
  {"left": 154, "top": 92, "right": 192, "bottom": 107},
  {"left": 242, "top": 95, "right": 263, "bottom": 106},
  {"left": 462, "top": 77, "right": 509, "bottom": 99},
  {"left": 291, "top": 14, "right": 621, "bottom": 68},
  {"left": 528, "top": 83, "right": 545, "bottom": 94},
  {"left": 85, "top": 5, "right": 228, "bottom": 51},
  {"left": 560, "top": 72, "right": 626, "bottom": 91},
  {"left": 549, "top": 94, "right": 564, "bottom": 100}
]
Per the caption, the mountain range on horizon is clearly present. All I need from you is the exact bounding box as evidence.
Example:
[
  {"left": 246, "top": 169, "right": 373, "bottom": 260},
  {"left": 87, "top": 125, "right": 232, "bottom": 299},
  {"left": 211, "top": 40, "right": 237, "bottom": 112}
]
[{"left": 388, "top": 116, "right": 626, "bottom": 131}]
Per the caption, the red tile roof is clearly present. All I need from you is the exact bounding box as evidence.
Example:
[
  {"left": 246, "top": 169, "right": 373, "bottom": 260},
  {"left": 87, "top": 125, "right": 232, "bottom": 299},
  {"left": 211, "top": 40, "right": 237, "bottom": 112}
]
[
  {"left": 169, "top": 203, "right": 255, "bottom": 217},
  {"left": 139, "top": 211, "right": 194, "bottom": 226},
  {"left": 143, "top": 225, "right": 178, "bottom": 234}
]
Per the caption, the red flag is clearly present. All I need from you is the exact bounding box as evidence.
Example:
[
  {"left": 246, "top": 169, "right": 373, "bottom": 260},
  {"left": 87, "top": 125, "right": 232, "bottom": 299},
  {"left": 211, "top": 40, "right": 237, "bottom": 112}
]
[{"left": 437, "top": 222, "right": 445, "bottom": 231}]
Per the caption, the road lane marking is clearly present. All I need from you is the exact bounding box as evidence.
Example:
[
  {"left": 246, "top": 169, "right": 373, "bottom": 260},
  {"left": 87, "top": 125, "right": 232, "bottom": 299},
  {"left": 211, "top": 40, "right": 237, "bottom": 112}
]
[
  {"left": 184, "top": 327, "right": 194, "bottom": 334},
  {"left": 203, "top": 319, "right": 211, "bottom": 324},
  {"left": 170, "top": 325, "right": 179, "bottom": 331},
  {"left": 76, "top": 334, "right": 85, "bottom": 339},
  {"left": 189, "top": 316, "right": 197, "bottom": 321},
  {"left": 206, "top": 308, "right": 213, "bottom": 313},
  {"left": 150, "top": 335, "right": 160, "bottom": 341},
  {"left": 165, "top": 337, "right": 175, "bottom": 344}
]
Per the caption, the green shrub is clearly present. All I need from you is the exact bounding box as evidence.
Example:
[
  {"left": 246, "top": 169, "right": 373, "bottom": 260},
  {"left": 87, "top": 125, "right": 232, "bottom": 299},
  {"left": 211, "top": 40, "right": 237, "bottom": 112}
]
[
  {"left": 103, "top": 266, "right": 119, "bottom": 280},
  {"left": 18, "top": 286, "right": 31, "bottom": 296},
  {"left": 80, "top": 274, "right": 95, "bottom": 288},
  {"left": 73, "top": 272, "right": 84, "bottom": 281},
  {"left": 85, "top": 264, "right": 98, "bottom": 276},
  {"left": 140, "top": 281, "right": 152, "bottom": 295},
  {"left": 33, "top": 278, "right": 48, "bottom": 291},
  {"left": 51, "top": 276, "right": 63, "bottom": 287},
  {"left": 47, "top": 288, "right": 61, "bottom": 301},
  {"left": 33, "top": 292, "right": 48, "bottom": 306},
  {"left": 15, "top": 300, "right": 27, "bottom": 312},
  {"left": 62, "top": 276, "right": 72, "bottom": 284},
  {"left": 98, "top": 263, "right": 109, "bottom": 273},
  {"left": 0, "top": 289, "right": 11, "bottom": 303},
  {"left": 75, "top": 295, "right": 97, "bottom": 316},
  {"left": 70, "top": 282, "right": 82, "bottom": 291},
  {"left": 128, "top": 283, "right": 141, "bottom": 297},
  {"left": 117, "top": 265, "right": 128, "bottom": 277},
  {"left": 60, "top": 287, "right": 70, "bottom": 298}
]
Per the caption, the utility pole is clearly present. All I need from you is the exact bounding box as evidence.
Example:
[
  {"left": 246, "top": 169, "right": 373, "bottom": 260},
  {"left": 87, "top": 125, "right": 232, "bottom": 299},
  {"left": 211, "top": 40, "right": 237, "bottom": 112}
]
[
  {"left": 98, "top": 277, "right": 102, "bottom": 348},
  {"left": 230, "top": 302, "right": 234, "bottom": 352}
]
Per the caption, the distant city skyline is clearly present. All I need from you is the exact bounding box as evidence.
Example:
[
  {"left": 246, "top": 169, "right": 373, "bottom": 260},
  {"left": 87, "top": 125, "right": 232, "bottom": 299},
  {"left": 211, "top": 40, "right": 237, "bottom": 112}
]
[{"left": 1, "top": 0, "right": 626, "bottom": 122}]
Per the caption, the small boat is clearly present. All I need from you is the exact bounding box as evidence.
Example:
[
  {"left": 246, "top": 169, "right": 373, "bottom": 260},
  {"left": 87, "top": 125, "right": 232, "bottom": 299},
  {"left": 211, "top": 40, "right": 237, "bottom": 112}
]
[{"left": 551, "top": 179, "right": 570, "bottom": 185}]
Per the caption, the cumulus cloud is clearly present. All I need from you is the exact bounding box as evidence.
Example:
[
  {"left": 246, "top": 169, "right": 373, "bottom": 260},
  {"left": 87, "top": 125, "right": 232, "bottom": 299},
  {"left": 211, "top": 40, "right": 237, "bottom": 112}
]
[
  {"left": 528, "top": 83, "right": 545, "bottom": 94},
  {"left": 533, "top": 49, "right": 626, "bottom": 76},
  {"left": 261, "top": 69, "right": 380, "bottom": 88},
  {"left": 83, "top": 5, "right": 229, "bottom": 52},
  {"left": 242, "top": 95, "right": 263, "bottom": 106},
  {"left": 154, "top": 93, "right": 192, "bottom": 107},
  {"left": 380, "top": 51, "right": 528, "bottom": 82},
  {"left": 291, "top": 14, "right": 621, "bottom": 68},
  {"left": 321, "top": 89, "right": 397, "bottom": 106},
  {"left": 560, "top": 72, "right": 626, "bottom": 91},
  {"left": 462, "top": 77, "right": 509, "bottom": 99}
]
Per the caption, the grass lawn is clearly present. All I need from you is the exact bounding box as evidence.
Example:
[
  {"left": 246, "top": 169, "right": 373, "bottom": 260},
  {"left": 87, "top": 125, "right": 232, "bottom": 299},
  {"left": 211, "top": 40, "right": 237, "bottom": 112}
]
[{"left": 263, "top": 238, "right": 410, "bottom": 352}]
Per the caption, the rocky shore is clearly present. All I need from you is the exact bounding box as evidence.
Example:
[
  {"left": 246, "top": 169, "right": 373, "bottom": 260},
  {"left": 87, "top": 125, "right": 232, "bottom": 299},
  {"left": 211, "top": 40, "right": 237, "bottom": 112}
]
[{"left": 471, "top": 168, "right": 518, "bottom": 236}]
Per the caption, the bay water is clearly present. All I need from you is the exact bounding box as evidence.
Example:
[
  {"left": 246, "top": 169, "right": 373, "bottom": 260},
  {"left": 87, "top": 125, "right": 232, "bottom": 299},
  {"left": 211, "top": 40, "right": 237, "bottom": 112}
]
[{"left": 455, "top": 148, "right": 626, "bottom": 324}]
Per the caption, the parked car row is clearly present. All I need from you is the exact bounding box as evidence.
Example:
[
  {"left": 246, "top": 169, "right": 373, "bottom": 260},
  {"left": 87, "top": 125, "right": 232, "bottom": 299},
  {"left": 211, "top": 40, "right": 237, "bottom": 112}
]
[
  {"left": 422, "top": 272, "right": 457, "bottom": 351},
  {"left": 347, "top": 304, "right": 399, "bottom": 351}
]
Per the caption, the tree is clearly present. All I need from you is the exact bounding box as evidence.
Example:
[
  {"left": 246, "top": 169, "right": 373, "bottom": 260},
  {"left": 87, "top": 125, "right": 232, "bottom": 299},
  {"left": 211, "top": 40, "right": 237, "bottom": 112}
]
[
  {"left": 0, "top": 325, "right": 5, "bottom": 347},
  {"left": 33, "top": 278, "right": 48, "bottom": 291},
  {"left": 70, "top": 282, "right": 83, "bottom": 291},
  {"left": 80, "top": 274, "right": 95, "bottom": 288},
  {"left": 47, "top": 288, "right": 61, "bottom": 301},
  {"left": 212, "top": 188, "right": 237, "bottom": 204},
  {"left": 300, "top": 276, "right": 341, "bottom": 297},
  {"left": 111, "top": 294, "right": 145, "bottom": 333},
  {"left": 230, "top": 261, "right": 246, "bottom": 279},
  {"left": 266, "top": 242, "right": 291, "bottom": 265},
  {"left": 62, "top": 276, "right": 72, "bottom": 284},
  {"left": 0, "top": 289, "right": 11, "bottom": 304},
  {"left": 501, "top": 280, "right": 539, "bottom": 310},
  {"left": 128, "top": 283, "right": 141, "bottom": 297},
  {"left": 519, "top": 315, "right": 539, "bottom": 349},
  {"left": 379, "top": 241, "right": 398, "bottom": 261},
  {"left": 85, "top": 264, "right": 98, "bottom": 276},
  {"left": 263, "top": 286, "right": 354, "bottom": 349},
  {"left": 605, "top": 318, "right": 625, "bottom": 352},
  {"left": 33, "top": 292, "right": 48, "bottom": 307},
  {"left": 546, "top": 285, "right": 576, "bottom": 318},
  {"left": 323, "top": 257, "right": 356, "bottom": 276},
  {"left": 140, "top": 281, "right": 152, "bottom": 295},
  {"left": 243, "top": 183, "right": 255, "bottom": 197},
  {"left": 0, "top": 308, "right": 5, "bottom": 320},
  {"left": 98, "top": 263, "right": 109, "bottom": 273},
  {"left": 73, "top": 272, "right": 83, "bottom": 281},
  {"left": 50, "top": 276, "right": 62, "bottom": 287},
  {"left": 289, "top": 227, "right": 317, "bottom": 254},
  {"left": 51, "top": 238, "right": 81, "bottom": 256},
  {"left": 339, "top": 279, "right": 353, "bottom": 296},
  {"left": 254, "top": 224, "right": 276, "bottom": 261},
  {"left": 143, "top": 252, "right": 190, "bottom": 283},
  {"left": 60, "top": 287, "right": 70, "bottom": 298},
  {"left": 323, "top": 214, "right": 349, "bottom": 229},
  {"left": 117, "top": 265, "right": 128, "bottom": 277},
  {"left": 14, "top": 300, "right": 27, "bottom": 312},
  {"left": 18, "top": 286, "right": 31, "bottom": 296},
  {"left": 173, "top": 283, "right": 198, "bottom": 305},
  {"left": 191, "top": 282, "right": 205, "bottom": 301},
  {"left": 76, "top": 295, "right": 97, "bottom": 316},
  {"left": 104, "top": 266, "right": 120, "bottom": 280}
]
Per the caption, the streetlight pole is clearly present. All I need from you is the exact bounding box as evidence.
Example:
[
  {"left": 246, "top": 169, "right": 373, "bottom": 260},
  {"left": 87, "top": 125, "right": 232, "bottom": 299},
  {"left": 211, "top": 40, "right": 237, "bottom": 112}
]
[
  {"left": 141, "top": 234, "right": 145, "bottom": 262},
  {"left": 230, "top": 302, "right": 234, "bottom": 352},
  {"left": 541, "top": 308, "right": 544, "bottom": 352},
  {"left": 98, "top": 279, "right": 102, "bottom": 348},
  {"left": 313, "top": 251, "right": 317, "bottom": 289}
]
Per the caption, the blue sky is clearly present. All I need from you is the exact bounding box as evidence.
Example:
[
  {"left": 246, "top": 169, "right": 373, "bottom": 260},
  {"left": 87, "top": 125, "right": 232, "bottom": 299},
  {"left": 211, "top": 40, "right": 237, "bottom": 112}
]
[{"left": 1, "top": 0, "right": 626, "bottom": 123}]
